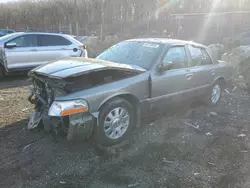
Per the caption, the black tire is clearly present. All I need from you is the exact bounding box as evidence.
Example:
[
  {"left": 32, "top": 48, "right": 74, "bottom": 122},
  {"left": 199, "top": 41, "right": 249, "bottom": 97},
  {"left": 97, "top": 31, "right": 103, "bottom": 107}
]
[
  {"left": 204, "top": 81, "right": 223, "bottom": 106},
  {"left": 0, "top": 65, "right": 5, "bottom": 80},
  {"left": 95, "top": 97, "right": 135, "bottom": 146}
]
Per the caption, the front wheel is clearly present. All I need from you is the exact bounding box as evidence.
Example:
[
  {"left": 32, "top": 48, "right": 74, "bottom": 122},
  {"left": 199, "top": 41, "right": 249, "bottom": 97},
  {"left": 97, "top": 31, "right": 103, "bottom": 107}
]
[
  {"left": 95, "top": 97, "right": 135, "bottom": 146},
  {"left": 205, "top": 82, "right": 222, "bottom": 106}
]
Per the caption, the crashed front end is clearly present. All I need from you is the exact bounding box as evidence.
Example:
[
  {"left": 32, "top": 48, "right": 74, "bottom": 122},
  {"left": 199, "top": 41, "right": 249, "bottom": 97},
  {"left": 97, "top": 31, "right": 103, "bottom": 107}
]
[
  {"left": 27, "top": 57, "right": 147, "bottom": 141},
  {"left": 27, "top": 73, "right": 94, "bottom": 140}
]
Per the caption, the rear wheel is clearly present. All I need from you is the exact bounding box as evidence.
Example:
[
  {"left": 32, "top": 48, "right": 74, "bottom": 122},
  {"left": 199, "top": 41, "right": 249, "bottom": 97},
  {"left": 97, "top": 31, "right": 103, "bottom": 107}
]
[
  {"left": 205, "top": 82, "right": 222, "bottom": 106},
  {"left": 95, "top": 97, "right": 135, "bottom": 146}
]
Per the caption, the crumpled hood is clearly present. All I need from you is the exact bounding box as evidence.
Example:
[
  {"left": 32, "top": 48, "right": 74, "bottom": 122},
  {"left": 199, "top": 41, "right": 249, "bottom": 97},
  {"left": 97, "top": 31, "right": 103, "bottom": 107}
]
[{"left": 29, "top": 57, "right": 146, "bottom": 79}]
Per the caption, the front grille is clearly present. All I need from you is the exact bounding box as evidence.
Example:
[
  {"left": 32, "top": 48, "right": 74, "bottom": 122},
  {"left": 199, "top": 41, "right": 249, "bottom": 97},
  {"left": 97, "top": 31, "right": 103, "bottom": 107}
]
[
  {"left": 33, "top": 79, "right": 54, "bottom": 105},
  {"left": 32, "top": 76, "right": 68, "bottom": 105}
]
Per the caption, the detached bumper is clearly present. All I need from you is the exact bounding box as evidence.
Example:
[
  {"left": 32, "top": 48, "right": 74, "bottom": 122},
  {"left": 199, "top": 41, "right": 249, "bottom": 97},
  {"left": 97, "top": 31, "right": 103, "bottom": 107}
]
[{"left": 67, "top": 112, "right": 94, "bottom": 140}]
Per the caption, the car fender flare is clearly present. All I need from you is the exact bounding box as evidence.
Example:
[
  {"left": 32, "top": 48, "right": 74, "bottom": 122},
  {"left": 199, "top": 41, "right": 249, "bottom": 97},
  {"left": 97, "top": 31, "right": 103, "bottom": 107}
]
[
  {"left": 212, "top": 76, "right": 226, "bottom": 87},
  {"left": 98, "top": 92, "right": 135, "bottom": 109}
]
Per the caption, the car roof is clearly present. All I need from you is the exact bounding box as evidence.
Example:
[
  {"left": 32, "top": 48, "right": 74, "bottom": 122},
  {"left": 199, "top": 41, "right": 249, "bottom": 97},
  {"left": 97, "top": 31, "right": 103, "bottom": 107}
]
[
  {"left": 127, "top": 38, "right": 207, "bottom": 48},
  {"left": 12, "top": 32, "right": 72, "bottom": 37}
]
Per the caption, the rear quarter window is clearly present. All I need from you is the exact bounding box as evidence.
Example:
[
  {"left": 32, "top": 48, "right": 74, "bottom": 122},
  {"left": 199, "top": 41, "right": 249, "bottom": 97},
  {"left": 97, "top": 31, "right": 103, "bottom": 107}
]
[{"left": 39, "top": 35, "right": 72, "bottom": 46}]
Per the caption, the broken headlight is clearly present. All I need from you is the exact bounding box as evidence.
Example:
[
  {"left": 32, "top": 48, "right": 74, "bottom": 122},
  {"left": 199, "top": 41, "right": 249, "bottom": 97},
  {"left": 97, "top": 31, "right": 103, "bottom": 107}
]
[{"left": 48, "top": 99, "right": 88, "bottom": 117}]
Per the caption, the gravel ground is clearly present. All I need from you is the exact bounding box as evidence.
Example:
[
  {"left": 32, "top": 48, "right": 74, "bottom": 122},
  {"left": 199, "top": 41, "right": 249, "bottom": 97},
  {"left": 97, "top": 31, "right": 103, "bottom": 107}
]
[{"left": 0, "top": 77, "right": 250, "bottom": 188}]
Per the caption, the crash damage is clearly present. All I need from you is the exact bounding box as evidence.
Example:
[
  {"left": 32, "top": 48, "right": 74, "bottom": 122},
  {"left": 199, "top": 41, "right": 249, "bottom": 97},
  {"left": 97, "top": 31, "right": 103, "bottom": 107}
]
[{"left": 27, "top": 58, "right": 145, "bottom": 140}]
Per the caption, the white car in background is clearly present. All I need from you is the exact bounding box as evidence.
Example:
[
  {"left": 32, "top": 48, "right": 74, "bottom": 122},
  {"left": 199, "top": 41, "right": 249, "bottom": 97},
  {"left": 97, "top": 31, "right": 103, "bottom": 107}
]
[{"left": 0, "top": 32, "right": 87, "bottom": 79}]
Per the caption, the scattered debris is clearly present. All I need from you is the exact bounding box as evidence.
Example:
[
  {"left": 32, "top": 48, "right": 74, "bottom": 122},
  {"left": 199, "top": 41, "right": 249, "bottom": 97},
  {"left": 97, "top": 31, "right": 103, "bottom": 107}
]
[
  {"left": 182, "top": 121, "right": 200, "bottom": 130},
  {"left": 232, "top": 86, "right": 237, "bottom": 92},
  {"left": 238, "top": 83, "right": 248, "bottom": 90},
  {"left": 225, "top": 89, "right": 230, "bottom": 93},
  {"left": 60, "top": 181, "right": 66, "bottom": 184},
  {"left": 21, "top": 108, "right": 29, "bottom": 112},
  {"left": 239, "top": 75, "right": 244, "bottom": 80},
  {"left": 0, "top": 96, "right": 4, "bottom": 101},
  {"left": 208, "top": 162, "right": 216, "bottom": 166},
  {"left": 240, "top": 150, "right": 248, "bottom": 153},
  {"left": 22, "top": 143, "right": 33, "bottom": 153},
  {"left": 163, "top": 158, "right": 174, "bottom": 163},
  {"left": 128, "top": 182, "right": 140, "bottom": 188},
  {"left": 209, "top": 112, "right": 218, "bottom": 116},
  {"left": 194, "top": 173, "right": 199, "bottom": 176},
  {"left": 237, "top": 134, "right": 246, "bottom": 138},
  {"left": 206, "top": 132, "right": 212, "bottom": 136}
]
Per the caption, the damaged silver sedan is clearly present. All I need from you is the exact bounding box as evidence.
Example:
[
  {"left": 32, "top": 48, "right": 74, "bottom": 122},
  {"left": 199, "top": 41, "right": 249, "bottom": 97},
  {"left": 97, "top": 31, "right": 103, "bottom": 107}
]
[{"left": 27, "top": 38, "right": 233, "bottom": 146}]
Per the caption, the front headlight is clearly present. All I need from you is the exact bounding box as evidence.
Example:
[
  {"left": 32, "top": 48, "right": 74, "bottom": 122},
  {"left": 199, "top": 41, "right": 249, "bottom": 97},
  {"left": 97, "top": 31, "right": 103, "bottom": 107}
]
[{"left": 48, "top": 99, "right": 88, "bottom": 117}]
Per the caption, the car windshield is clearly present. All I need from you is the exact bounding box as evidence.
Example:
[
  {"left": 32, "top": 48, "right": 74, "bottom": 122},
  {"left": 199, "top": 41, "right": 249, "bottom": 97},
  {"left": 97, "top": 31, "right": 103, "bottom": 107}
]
[
  {"left": 96, "top": 41, "right": 164, "bottom": 70},
  {"left": 0, "top": 33, "right": 20, "bottom": 43}
]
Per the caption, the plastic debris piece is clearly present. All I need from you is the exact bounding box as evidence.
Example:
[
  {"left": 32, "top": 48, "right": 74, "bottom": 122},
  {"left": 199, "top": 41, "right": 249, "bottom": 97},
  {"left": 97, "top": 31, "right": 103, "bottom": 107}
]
[
  {"left": 237, "top": 134, "right": 246, "bottom": 137},
  {"left": 209, "top": 112, "right": 218, "bottom": 116},
  {"left": 182, "top": 121, "right": 200, "bottom": 130},
  {"left": 163, "top": 158, "right": 174, "bottom": 163},
  {"left": 128, "top": 182, "right": 139, "bottom": 188},
  {"left": 206, "top": 132, "right": 212, "bottom": 136},
  {"left": 22, "top": 143, "right": 33, "bottom": 153}
]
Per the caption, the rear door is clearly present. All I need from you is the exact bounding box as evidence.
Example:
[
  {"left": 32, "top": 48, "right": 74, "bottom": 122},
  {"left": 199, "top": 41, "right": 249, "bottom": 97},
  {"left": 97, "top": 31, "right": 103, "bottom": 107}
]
[
  {"left": 36, "top": 34, "right": 75, "bottom": 64},
  {"left": 150, "top": 45, "right": 191, "bottom": 111},
  {"left": 186, "top": 45, "right": 215, "bottom": 97},
  {"left": 5, "top": 34, "right": 40, "bottom": 70}
]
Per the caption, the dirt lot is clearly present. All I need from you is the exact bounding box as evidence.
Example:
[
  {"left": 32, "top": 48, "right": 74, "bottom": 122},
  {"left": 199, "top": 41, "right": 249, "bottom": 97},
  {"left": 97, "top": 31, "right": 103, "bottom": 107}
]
[{"left": 0, "top": 77, "right": 250, "bottom": 188}]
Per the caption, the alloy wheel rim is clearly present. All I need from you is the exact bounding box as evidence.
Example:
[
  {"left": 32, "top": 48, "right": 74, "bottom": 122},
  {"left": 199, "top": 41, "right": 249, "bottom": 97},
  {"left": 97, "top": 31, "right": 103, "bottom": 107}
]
[
  {"left": 104, "top": 107, "right": 130, "bottom": 140},
  {"left": 211, "top": 84, "right": 221, "bottom": 104}
]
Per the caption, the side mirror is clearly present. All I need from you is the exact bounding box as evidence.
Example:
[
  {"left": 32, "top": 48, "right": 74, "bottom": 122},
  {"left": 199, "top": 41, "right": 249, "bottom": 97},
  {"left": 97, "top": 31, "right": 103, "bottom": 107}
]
[
  {"left": 157, "top": 61, "right": 173, "bottom": 73},
  {"left": 5, "top": 42, "right": 17, "bottom": 49}
]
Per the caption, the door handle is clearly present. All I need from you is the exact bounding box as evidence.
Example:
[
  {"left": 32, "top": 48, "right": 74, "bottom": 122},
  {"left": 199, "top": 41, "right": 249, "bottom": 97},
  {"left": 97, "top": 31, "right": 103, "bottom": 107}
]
[
  {"left": 186, "top": 73, "right": 193, "bottom": 80},
  {"left": 211, "top": 70, "right": 215, "bottom": 75}
]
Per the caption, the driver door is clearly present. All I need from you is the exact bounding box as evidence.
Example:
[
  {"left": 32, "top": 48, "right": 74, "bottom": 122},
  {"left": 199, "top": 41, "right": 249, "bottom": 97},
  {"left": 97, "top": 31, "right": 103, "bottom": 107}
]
[
  {"left": 150, "top": 45, "right": 191, "bottom": 111},
  {"left": 5, "top": 34, "right": 39, "bottom": 71}
]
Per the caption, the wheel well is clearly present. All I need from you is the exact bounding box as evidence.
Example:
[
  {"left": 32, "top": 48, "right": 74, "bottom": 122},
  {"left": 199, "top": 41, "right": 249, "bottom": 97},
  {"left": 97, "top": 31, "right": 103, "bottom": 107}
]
[
  {"left": 99, "top": 94, "right": 140, "bottom": 127},
  {"left": 216, "top": 77, "right": 226, "bottom": 88},
  {"left": 99, "top": 94, "right": 139, "bottom": 111}
]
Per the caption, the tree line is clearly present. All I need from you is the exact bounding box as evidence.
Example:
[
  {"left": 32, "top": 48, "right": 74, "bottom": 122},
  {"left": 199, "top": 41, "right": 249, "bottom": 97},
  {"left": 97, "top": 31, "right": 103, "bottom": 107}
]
[{"left": 0, "top": 0, "right": 250, "bottom": 31}]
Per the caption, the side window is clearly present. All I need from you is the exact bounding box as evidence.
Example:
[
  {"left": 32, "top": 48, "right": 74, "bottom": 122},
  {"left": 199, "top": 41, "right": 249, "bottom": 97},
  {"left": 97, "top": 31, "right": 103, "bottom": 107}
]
[
  {"left": 162, "top": 46, "right": 187, "bottom": 69},
  {"left": 9, "top": 35, "right": 38, "bottom": 47},
  {"left": 188, "top": 45, "right": 203, "bottom": 67},
  {"left": 201, "top": 49, "right": 213, "bottom": 65},
  {"left": 39, "top": 35, "right": 72, "bottom": 46}
]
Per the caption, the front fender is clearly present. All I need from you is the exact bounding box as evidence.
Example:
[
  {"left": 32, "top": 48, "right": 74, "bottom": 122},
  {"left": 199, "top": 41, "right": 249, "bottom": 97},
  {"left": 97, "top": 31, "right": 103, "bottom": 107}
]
[{"left": 98, "top": 91, "right": 135, "bottom": 110}]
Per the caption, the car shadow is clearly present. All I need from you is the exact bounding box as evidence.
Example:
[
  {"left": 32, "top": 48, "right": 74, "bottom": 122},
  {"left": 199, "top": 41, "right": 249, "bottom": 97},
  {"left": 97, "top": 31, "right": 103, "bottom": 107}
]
[{"left": 0, "top": 75, "right": 30, "bottom": 90}]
